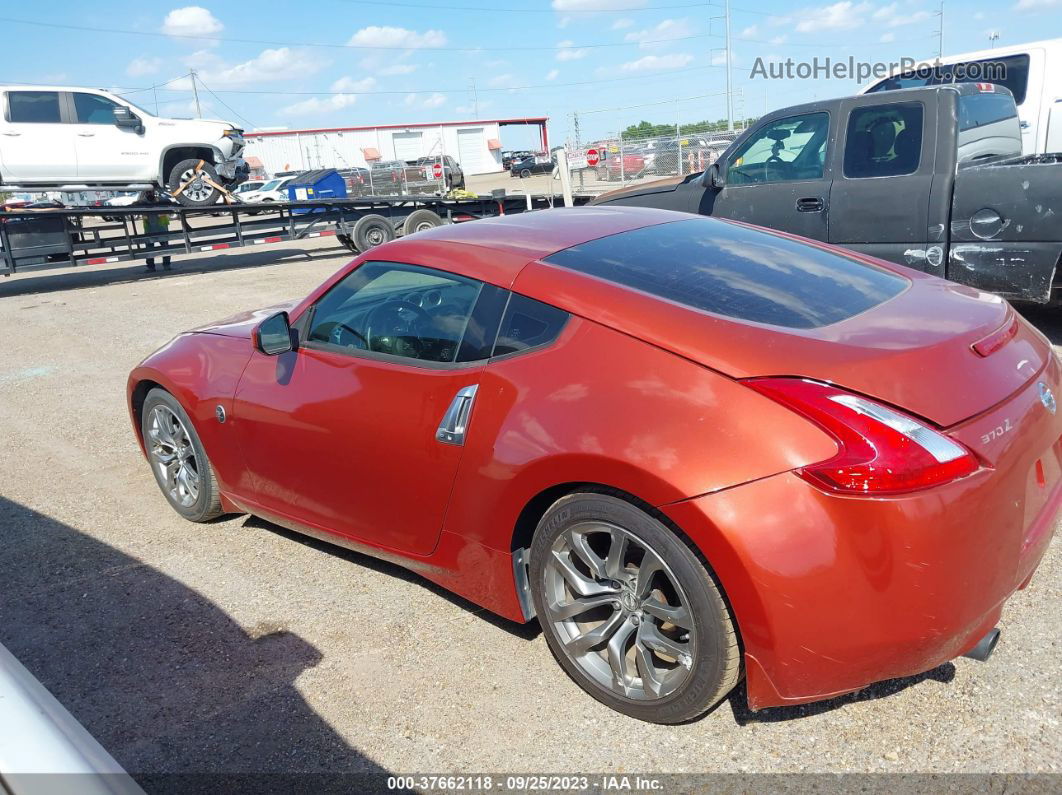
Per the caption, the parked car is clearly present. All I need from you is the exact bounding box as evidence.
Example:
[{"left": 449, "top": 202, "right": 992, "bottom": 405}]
[
  {"left": 100, "top": 191, "right": 140, "bottom": 221},
  {"left": 234, "top": 180, "right": 266, "bottom": 196},
  {"left": 23, "top": 198, "right": 64, "bottom": 209},
  {"left": 595, "top": 83, "right": 1062, "bottom": 303},
  {"left": 861, "top": 37, "right": 1061, "bottom": 154},
  {"left": 127, "top": 207, "right": 1060, "bottom": 724},
  {"left": 240, "top": 176, "right": 296, "bottom": 205},
  {"left": 595, "top": 151, "right": 647, "bottom": 181},
  {"left": 0, "top": 84, "right": 249, "bottom": 206},
  {"left": 415, "top": 155, "right": 465, "bottom": 190},
  {"left": 510, "top": 155, "right": 554, "bottom": 178}
]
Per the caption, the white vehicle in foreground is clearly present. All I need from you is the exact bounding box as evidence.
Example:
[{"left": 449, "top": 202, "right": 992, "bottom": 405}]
[
  {"left": 0, "top": 85, "right": 249, "bottom": 206},
  {"left": 861, "top": 38, "right": 1061, "bottom": 155}
]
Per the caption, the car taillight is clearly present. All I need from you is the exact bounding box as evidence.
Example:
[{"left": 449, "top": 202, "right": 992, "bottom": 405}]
[{"left": 744, "top": 378, "right": 978, "bottom": 495}]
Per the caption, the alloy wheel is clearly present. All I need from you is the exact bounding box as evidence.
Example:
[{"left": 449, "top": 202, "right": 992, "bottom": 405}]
[
  {"left": 147, "top": 405, "right": 201, "bottom": 508},
  {"left": 179, "top": 168, "right": 214, "bottom": 203},
  {"left": 542, "top": 521, "right": 695, "bottom": 701}
]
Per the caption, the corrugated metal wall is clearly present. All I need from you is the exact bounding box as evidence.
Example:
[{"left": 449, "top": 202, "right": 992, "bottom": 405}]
[{"left": 245, "top": 123, "right": 503, "bottom": 176}]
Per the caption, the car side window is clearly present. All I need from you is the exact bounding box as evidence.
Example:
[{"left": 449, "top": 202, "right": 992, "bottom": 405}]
[
  {"left": 306, "top": 261, "right": 483, "bottom": 364},
  {"left": 7, "top": 91, "right": 62, "bottom": 123},
  {"left": 843, "top": 102, "right": 923, "bottom": 179},
  {"left": 72, "top": 93, "right": 120, "bottom": 124},
  {"left": 493, "top": 293, "right": 569, "bottom": 357},
  {"left": 726, "top": 112, "right": 830, "bottom": 185}
]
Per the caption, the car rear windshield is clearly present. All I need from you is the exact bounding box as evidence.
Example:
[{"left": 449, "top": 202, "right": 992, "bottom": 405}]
[{"left": 543, "top": 218, "right": 907, "bottom": 329}]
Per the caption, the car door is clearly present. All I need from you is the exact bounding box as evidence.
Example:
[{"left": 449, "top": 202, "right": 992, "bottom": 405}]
[
  {"left": 68, "top": 92, "right": 153, "bottom": 181},
  {"left": 0, "top": 90, "right": 77, "bottom": 181},
  {"left": 827, "top": 97, "right": 935, "bottom": 268},
  {"left": 231, "top": 260, "right": 507, "bottom": 557},
  {"left": 709, "top": 110, "right": 833, "bottom": 240}
]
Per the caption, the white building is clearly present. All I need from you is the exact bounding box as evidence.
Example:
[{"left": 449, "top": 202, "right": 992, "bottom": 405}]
[{"left": 244, "top": 117, "right": 550, "bottom": 177}]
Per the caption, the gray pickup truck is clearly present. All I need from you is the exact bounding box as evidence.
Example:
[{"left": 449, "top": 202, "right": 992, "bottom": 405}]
[{"left": 593, "top": 83, "right": 1061, "bottom": 303}]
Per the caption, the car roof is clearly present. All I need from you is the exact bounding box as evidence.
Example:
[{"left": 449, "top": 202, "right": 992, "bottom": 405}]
[{"left": 402, "top": 206, "right": 684, "bottom": 260}]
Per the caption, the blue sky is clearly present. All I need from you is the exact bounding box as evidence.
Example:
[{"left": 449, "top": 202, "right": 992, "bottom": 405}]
[{"left": 3, "top": 1, "right": 1060, "bottom": 149}]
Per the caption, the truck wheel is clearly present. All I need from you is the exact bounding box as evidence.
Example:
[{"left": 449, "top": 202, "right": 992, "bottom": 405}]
[
  {"left": 402, "top": 209, "right": 443, "bottom": 236},
  {"left": 353, "top": 214, "right": 395, "bottom": 251},
  {"left": 168, "top": 159, "right": 221, "bottom": 207}
]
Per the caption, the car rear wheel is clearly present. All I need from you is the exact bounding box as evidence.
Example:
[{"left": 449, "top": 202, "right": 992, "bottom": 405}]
[
  {"left": 141, "top": 388, "right": 223, "bottom": 522},
  {"left": 168, "top": 159, "right": 221, "bottom": 207},
  {"left": 519, "top": 168, "right": 532, "bottom": 179},
  {"left": 530, "top": 493, "right": 740, "bottom": 724}
]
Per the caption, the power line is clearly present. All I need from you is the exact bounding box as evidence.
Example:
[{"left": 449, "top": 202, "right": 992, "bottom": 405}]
[
  {"left": 580, "top": 90, "right": 728, "bottom": 115},
  {"left": 195, "top": 75, "right": 259, "bottom": 130},
  {"left": 350, "top": 0, "right": 715, "bottom": 10}
]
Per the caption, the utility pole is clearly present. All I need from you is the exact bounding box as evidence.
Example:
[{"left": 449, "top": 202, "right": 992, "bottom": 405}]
[
  {"left": 935, "top": 1, "right": 944, "bottom": 59},
  {"left": 190, "top": 69, "right": 202, "bottom": 118},
  {"left": 725, "top": 0, "right": 733, "bottom": 132},
  {"left": 152, "top": 83, "right": 159, "bottom": 115},
  {"left": 572, "top": 111, "right": 584, "bottom": 189},
  {"left": 469, "top": 78, "right": 479, "bottom": 118},
  {"left": 988, "top": 30, "right": 999, "bottom": 48}
]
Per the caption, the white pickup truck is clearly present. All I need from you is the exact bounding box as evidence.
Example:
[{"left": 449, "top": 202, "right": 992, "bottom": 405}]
[{"left": 0, "top": 85, "right": 249, "bottom": 206}]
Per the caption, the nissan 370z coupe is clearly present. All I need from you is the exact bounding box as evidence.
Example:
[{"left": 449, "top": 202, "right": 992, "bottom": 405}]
[{"left": 128, "top": 207, "right": 1061, "bottom": 724}]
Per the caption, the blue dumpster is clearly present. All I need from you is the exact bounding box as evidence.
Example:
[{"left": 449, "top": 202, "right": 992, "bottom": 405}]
[{"left": 285, "top": 169, "right": 347, "bottom": 214}]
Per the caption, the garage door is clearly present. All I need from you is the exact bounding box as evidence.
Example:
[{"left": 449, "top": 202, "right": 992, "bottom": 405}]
[
  {"left": 393, "top": 132, "right": 423, "bottom": 161},
  {"left": 457, "top": 128, "right": 488, "bottom": 175}
]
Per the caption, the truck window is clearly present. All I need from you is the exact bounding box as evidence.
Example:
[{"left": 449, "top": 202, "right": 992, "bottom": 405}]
[
  {"left": 7, "top": 91, "right": 62, "bottom": 123},
  {"left": 957, "top": 92, "right": 1022, "bottom": 161},
  {"left": 843, "top": 102, "right": 923, "bottom": 178},
  {"left": 867, "top": 54, "right": 1031, "bottom": 105},
  {"left": 72, "top": 93, "right": 120, "bottom": 124},
  {"left": 726, "top": 112, "right": 829, "bottom": 185}
]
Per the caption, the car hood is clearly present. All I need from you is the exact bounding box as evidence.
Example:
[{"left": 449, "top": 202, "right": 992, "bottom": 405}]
[
  {"left": 190, "top": 299, "right": 301, "bottom": 339},
  {"left": 590, "top": 175, "right": 686, "bottom": 205}
]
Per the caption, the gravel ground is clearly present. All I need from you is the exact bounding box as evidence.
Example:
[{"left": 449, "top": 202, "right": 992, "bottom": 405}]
[{"left": 0, "top": 242, "right": 1059, "bottom": 786}]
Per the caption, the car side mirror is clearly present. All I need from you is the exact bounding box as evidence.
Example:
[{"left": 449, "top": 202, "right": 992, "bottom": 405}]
[
  {"left": 255, "top": 311, "right": 294, "bottom": 356},
  {"left": 706, "top": 162, "right": 726, "bottom": 190},
  {"left": 114, "top": 106, "right": 143, "bottom": 134}
]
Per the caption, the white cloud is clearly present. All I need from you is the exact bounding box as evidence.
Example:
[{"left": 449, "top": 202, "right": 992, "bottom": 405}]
[
  {"left": 619, "top": 53, "right": 694, "bottom": 73},
  {"left": 612, "top": 18, "right": 635, "bottom": 30},
  {"left": 182, "top": 47, "right": 322, "bottom": 88},
  {"left": 556, "top": 40, "right": 588, "bottom": 61},
  {"left": 379, "top": 63, "right": 418, "bottom": 76},
  {"left": 552, "top": 0, "right": 646, "bottom": 9},
  {"left": 624, "top": 18, "right": 689, "bottom": 49},
  {"left": 880, "top": 31, "right": 896, "bottom": 42},
  {"left": 740, "top": 25, "right": 759, "bottom": 37},
  {"left": 331, "top": 76, "right": 377, "bottom": 93},
  {"left": 488, "top": 73, "right": 516, "bottom": 87},
  {"left": 126, "top": 56, "right": 162, "bottom": 77},
  {"left": 278, "top": 76, "right": 372, "bottom": 116},
  {"left": 793, "top": 2, "right": 871, "bottom": 33},
  {"left": 769, "top": 34, "right": 788, "bottom": 44},
  {"left": 1014, "top": 0, "right": 1058, "bottom": 7},
  {"left": 872, "top": 3, "right": 931, "bottom": 27},
  {"left": 422, "top": 92, "right": 447, "bottom": 108},
  {"left": 455, "top": 101, "right": 489, "bottom": 115},
  {"left": 557, "top": 16, "right": 572, "bottom": 28},
  {"left": 546, "top": 69, "right": 559, "bottom": 80},
  {"left": 162, "top": 6, "right": 223, "bottom": 46},
  {"left": 403, "top": 93, "right": 417, "bottom": 106},
  {"left": 349, "top": 26, "right": 447, "bottom": 49}
]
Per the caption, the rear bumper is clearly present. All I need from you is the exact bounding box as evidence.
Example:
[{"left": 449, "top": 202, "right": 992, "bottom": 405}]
[{"left": 662, "top": 360, "right": 1062, "bottom": 710}]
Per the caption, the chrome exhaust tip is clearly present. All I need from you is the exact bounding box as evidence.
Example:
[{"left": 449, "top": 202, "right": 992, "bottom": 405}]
[{"left": 963, "top": 628, "right": 1001, "bottom": 662}]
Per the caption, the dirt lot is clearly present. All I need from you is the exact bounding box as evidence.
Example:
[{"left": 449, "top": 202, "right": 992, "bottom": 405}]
[{"left": 0, "top": 241, "right": 1059, "bottom": 786}]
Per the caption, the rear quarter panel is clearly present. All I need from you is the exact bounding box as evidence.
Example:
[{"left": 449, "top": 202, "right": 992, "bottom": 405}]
[{"left": 444, "top": 316, "right": 838, "bottom": 551}]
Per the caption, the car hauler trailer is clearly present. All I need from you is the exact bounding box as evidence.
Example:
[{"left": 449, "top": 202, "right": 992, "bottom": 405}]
[{"left": 0, "top": 191, "right": 589, "bottom": 276}]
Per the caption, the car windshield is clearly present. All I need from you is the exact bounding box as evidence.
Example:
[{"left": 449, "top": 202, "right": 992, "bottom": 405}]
[{"left": 258, "top": 179, "right": 283, "bottom": 191}]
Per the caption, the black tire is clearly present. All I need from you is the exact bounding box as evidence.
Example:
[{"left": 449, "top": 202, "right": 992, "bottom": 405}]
[
  {"left": 519, "top": 168, "right": 532, "bottom": 179},
  {"left": 140, "top": 388, "right": 224, "bottom": 523},
  {"left": 353, "top": 214, "right": 396, "bottom": 251},
  {"left": 402, "top": 209, "right": 444, "bottom": 236},
  {"left": 530, "top": 492, "right": 740, "bottom": 724},
  {"left": 168, "top": 158, "right": 221, "bottom": 207}
]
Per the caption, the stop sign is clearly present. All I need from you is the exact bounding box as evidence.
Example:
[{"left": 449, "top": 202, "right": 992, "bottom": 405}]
[
  {"left": 586, "top": 148, "right": 600, "bottom": 167},
  {"left": 432, "top": 162, "right": 444, "bottom": 179}
]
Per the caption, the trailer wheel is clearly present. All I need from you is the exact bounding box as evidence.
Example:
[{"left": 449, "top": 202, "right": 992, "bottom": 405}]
[
  {"left": 168, "top": 159, "right": 221, "bottom": 207},
  {"left": 402, "top": 209, "right": 444, "bottom": 236},
  {"left": 353, "top": 214, "right": 396, "bottom": 251}
]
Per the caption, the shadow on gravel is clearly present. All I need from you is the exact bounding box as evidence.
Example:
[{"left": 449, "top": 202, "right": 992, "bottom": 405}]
[
  {"left": 0, "top": 496, "right": 400, "bottom": 793},
  {"left": 241, "top": 515, "right": 542, "bottom": 642},
  {"left": 0, "top": 245, "right": 347, "bottom": 300},
  {"left": 726, "top": 663, "right": 956, "bottom": 725}
]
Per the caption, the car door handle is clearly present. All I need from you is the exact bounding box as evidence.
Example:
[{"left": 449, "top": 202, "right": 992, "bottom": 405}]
[
  {"left": 796, "top": 197, "right": 824, "bottom": 212},
  {"left": 1, "top": 132, "right": 20, "bottom": 137},
  {"left": 436, "top": 385, "right": 478, "bottom": 446},
  {"left": 77, "top": 132, "right": 95, "bottom": 137}
]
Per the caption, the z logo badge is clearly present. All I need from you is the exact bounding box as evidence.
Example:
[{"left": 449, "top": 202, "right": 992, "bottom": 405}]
[{"left": 1040, "top": 382, "right": 1057, "bottom": 415}]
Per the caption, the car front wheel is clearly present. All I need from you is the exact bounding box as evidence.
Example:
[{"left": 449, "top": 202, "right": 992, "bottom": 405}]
[
  {"left": 141, "top": 388, "right": 223, "bottom": 522},
  {"left": 530, "top": 492, "right": 740, "bottom": 724}
]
